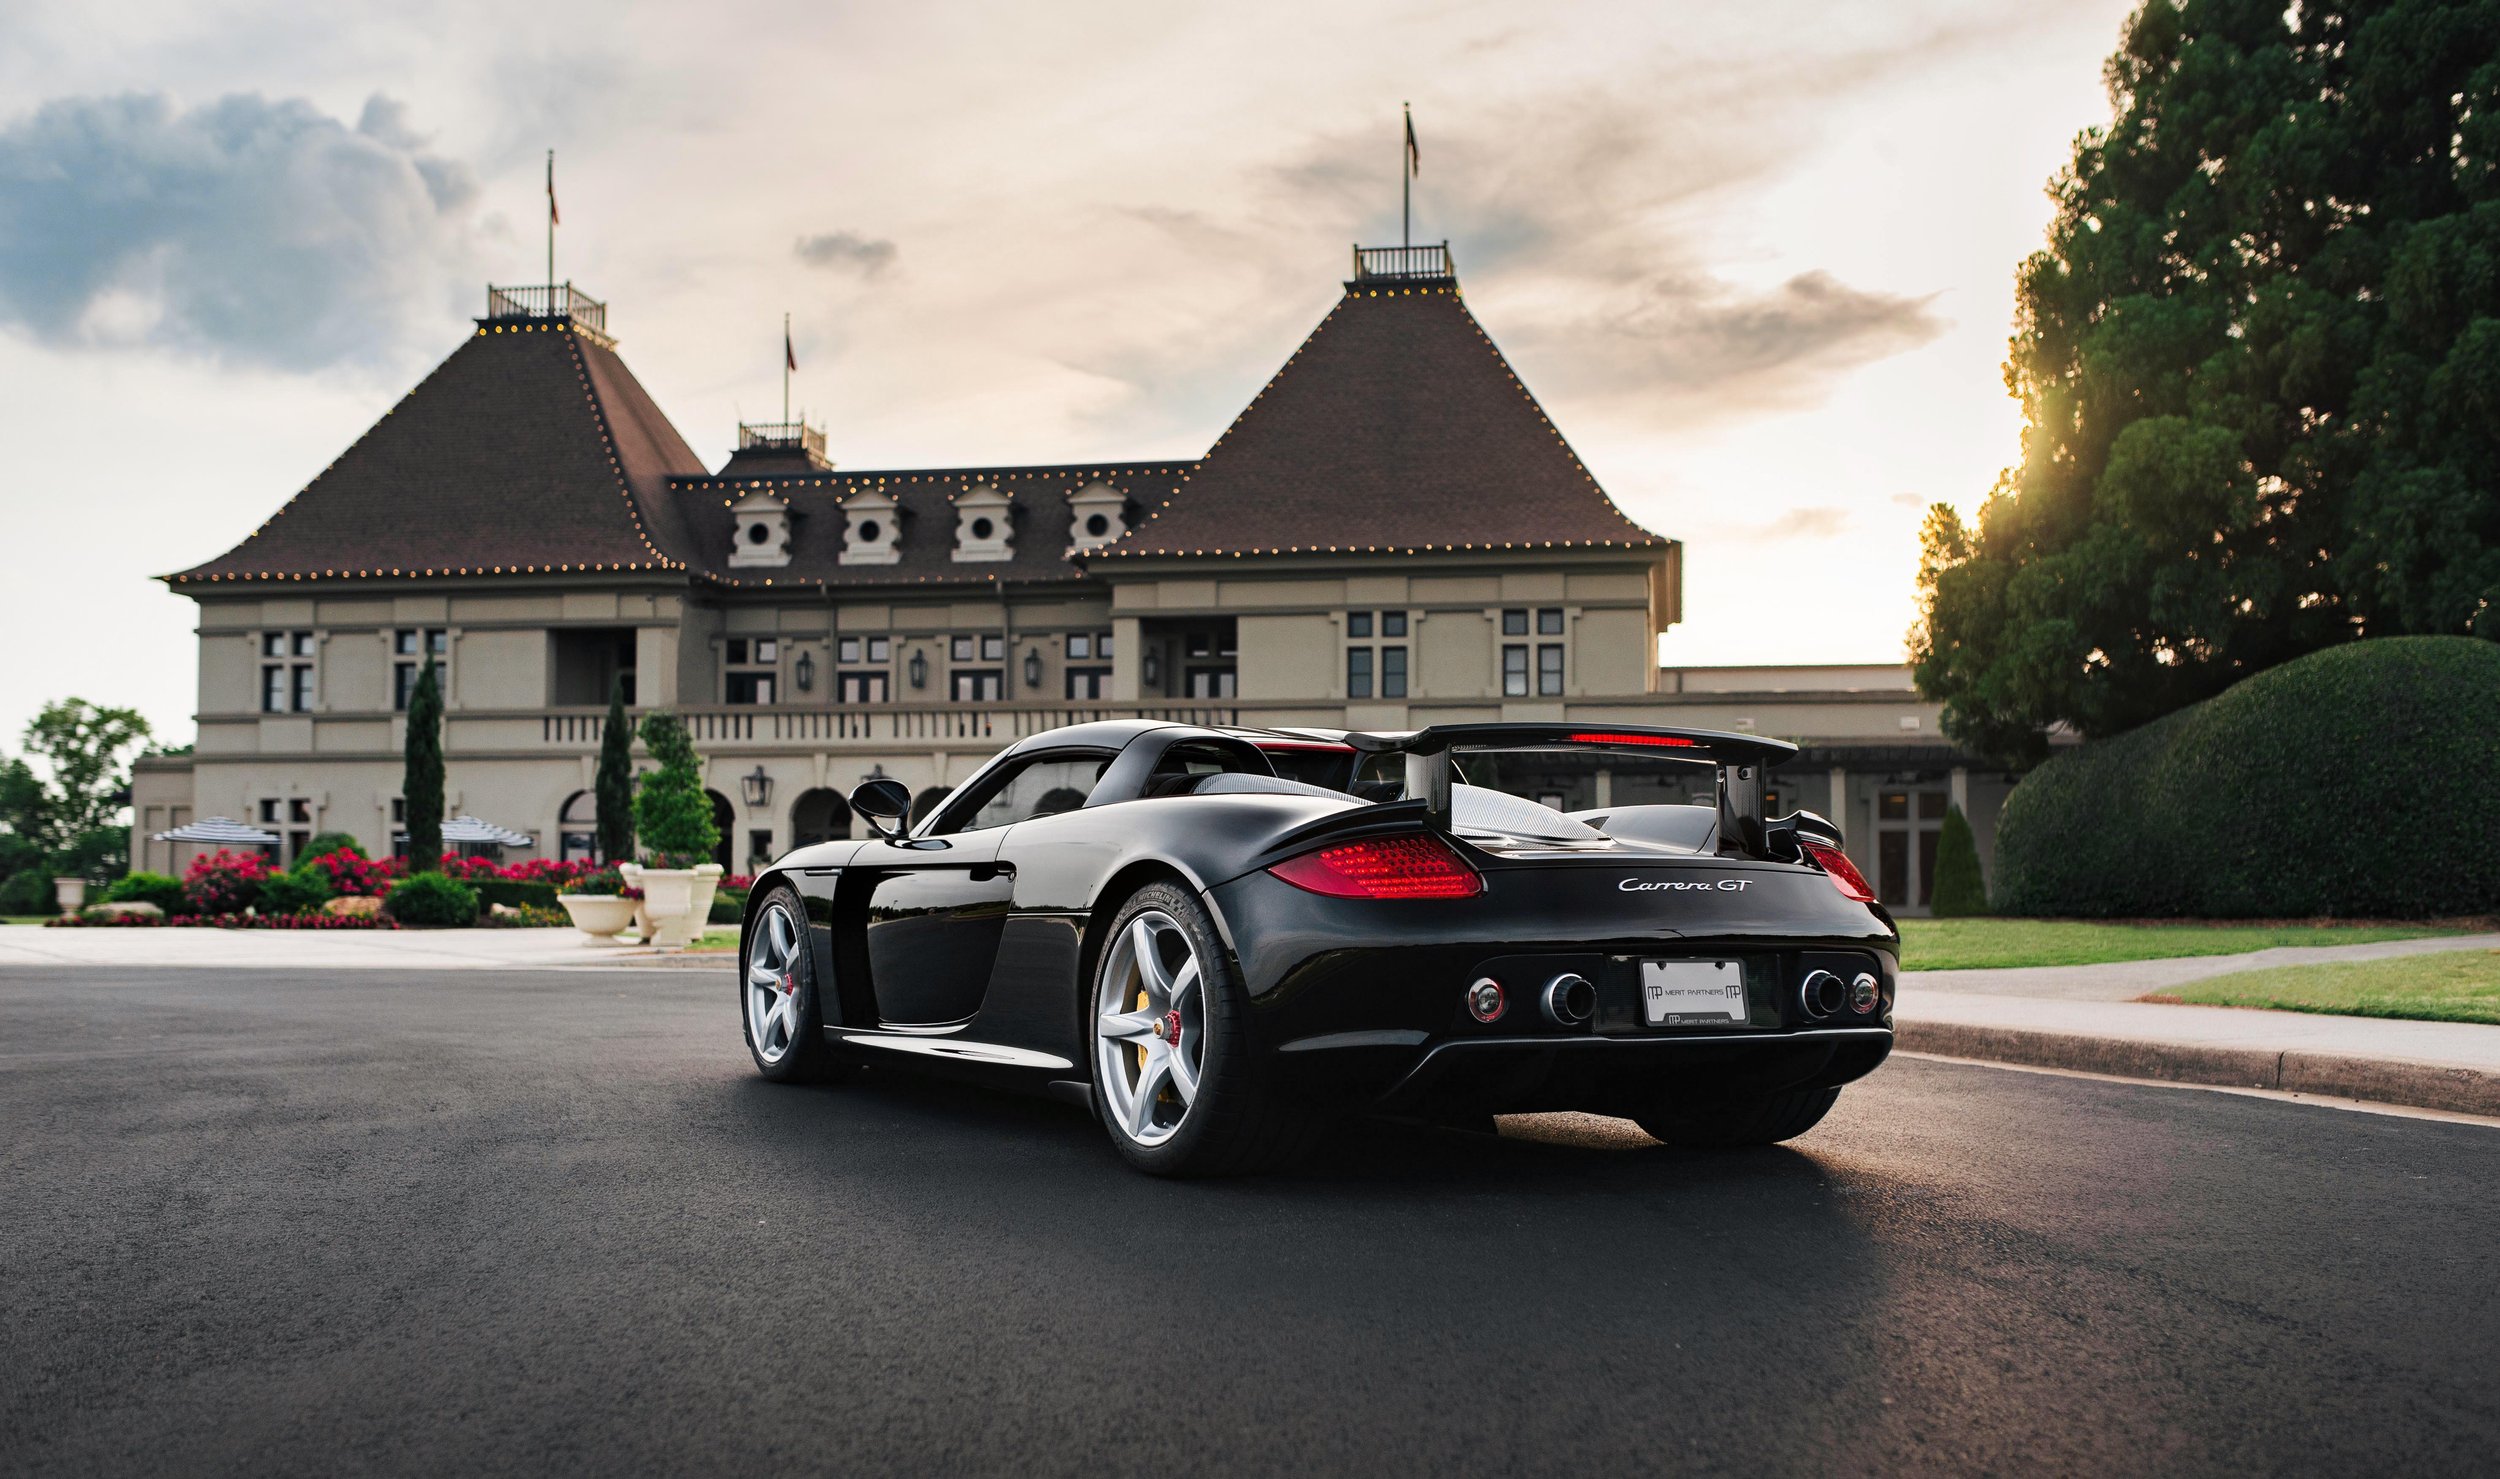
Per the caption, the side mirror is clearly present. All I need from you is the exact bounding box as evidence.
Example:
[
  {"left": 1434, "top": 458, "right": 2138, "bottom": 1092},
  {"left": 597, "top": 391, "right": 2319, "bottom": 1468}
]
[{"left": 851, "top": 778, "right": 914, "bottom": 840}]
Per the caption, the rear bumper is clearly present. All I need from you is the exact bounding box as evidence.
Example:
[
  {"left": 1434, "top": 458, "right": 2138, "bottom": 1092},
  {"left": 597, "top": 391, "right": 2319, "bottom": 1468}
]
[{"left": 1273, "top": 1023, "right": 1892, "bottom": 1115}]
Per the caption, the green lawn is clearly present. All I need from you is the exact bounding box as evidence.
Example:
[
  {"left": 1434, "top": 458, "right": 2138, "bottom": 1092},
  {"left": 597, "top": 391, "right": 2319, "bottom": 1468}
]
[
  {"left": 1897, "top": 917, "right": 2467, "bottom": 971},
  {"left": 1, "top": 915, "right": 55, "bottom": 926},
  {"left": 2150, "top": 948, "right": 2500, "bottom": 1026}
]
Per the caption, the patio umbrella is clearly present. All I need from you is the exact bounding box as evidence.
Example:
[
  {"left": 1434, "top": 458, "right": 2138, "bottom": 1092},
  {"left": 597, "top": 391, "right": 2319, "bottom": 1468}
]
[
  {"left": 151, "top": 816, "right": 282, "bottom": 846},
  {"left": 438, "top": 816, "right": 537, "bottom": 847}
]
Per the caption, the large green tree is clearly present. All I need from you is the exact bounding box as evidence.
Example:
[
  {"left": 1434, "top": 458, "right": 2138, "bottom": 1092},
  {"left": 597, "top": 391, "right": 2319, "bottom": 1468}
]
[
  {"left": 403, "top": 658, "right": 444, "bottom": 872},
  {"left": 632, "top": 712, "right": 718, "bottom": 867},
  {"left": 1915, "top": 0, "right": 2500, "bottom": 765}
]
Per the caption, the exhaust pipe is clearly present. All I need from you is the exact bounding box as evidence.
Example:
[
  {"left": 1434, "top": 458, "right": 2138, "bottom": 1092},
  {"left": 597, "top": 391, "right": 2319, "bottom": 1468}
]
[
  {"left": 1541, "top": 972, "right": 1596, "bottom": 1027},
  {"left": 1798, "top": 969, "right": 1845, "bottom": 1020}
]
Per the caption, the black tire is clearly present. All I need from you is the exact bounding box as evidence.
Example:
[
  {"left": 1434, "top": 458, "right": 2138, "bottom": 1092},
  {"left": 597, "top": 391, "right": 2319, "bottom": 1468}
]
[
  {"left": 1089, "top": 882, "right": 1322, "bottom": 1177},
  {"left": 1632, "top": 1085, "right": 1840, "bottom": 1148},
  {"left": 741, "top": 885, "right": 844, "bottom": 1083}
]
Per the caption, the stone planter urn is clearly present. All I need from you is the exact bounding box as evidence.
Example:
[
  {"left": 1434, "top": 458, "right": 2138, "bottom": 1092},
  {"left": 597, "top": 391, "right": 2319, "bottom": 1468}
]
[
  {"left": 618, "top": 862, "right": 651, "bottom": 940},
  {"left": 556, "top": 894, "right": 637, "bottom": 942},
  {"left": 634, "top": 864, "right": 718, "bottom": 949},
  {"left": 52, "top": 877, "right": 85, "bottom": 916}
]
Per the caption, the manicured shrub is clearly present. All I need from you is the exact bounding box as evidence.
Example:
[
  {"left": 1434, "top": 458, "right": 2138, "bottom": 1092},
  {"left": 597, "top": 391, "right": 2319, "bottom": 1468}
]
[
  {"left": 634, "top": 712, "right": 718, "bottom": 866},
  {"left": 183, "top": 850, "right": 274, "bottom": 916},
  {"left": 384, "top": 872, "right": 480, "bottom": 927},
  {"left": 256, "top": 868, "right": 334, "bottom": 916},
  {"left": 471, "top": 878, "right": 559, "bottom": 912},
  {"left": 1993, "top": 637, "right": 2500, "bottom": 918},
  {"left": 0, "top": 869, "right": 56, "bottom": 915},
  {"left": 709, "top": 885, "right": 750, "bottom": 924},
  {"left": 297, "top": 831, "right": 365, "bottom": 861},
  {"left": 104, "top": 871, "right": 189, "bottom": 913},
  {"left": 1928, "top": 807, "right": 1989, "bottom": 917}
]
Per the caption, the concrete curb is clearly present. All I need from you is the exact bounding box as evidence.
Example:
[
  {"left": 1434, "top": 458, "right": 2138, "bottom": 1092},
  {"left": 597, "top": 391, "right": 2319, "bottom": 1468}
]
[{"left": 1897, "top": 1021, "right": 2500, "bottom": 1118}]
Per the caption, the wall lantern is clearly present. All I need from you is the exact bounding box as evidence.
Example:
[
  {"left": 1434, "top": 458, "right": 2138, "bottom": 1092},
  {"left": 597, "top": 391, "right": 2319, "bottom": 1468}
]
[
  {"left": 741, "top": 766, "right": 774, "bottom": 809},
  {"left": 793, "top": 649, "right": 815, "bottom": 692},
  {"left": 1022, "top": 648, "right": 1044, "bottom": 690},
  {"left": 1142, "top": 650, "right": 1161, "bottom": 688},
  {"left": 907, "top": 649, "right": 929, "bottom": 689}
]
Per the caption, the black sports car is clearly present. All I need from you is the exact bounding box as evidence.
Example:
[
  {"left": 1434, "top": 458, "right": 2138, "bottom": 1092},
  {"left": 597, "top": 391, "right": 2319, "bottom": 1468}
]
[{"left": 738, "top": 720, "right": 1896, "bottom": 1176}]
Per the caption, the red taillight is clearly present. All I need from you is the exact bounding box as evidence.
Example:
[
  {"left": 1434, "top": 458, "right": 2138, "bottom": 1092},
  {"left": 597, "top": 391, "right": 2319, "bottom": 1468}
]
[
  {"left": 1567, "top": 731, "right": 1698, "bottom": 748},
  {"left": 1800, "top": 840, "right": 1876, "bottom": 904},
  {"left": 1267, "top": 834, "right": 1482, "bottom": 899}
]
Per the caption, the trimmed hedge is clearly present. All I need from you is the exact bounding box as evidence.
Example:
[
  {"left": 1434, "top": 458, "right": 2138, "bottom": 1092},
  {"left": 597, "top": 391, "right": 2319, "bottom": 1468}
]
[
  {"left": 104, "top": 872, "right": 190, "bottom": 914},
  {"left": 256, "top": 868, "right": 334, "bottom": 916},
  {"left": 709, "top": 885, "right": 750, "bottom": 924},
  {"left": 1928, "top": 807, "right": 1989, "bottom": 917},
  {"left": 1993, "top": 637, "right": 2500, "bottom": 918},
  {"left": 385, "top": 872, "right": 481, "bottom": 927},
  {"left": 472, "top": 878, "right": 559, "bottom": 912}
]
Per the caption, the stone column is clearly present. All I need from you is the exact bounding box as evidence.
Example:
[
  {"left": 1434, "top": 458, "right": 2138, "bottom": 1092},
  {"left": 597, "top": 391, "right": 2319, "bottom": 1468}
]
[{"left": 1828, "top": 766, "right": 1848, "bottom": 828}]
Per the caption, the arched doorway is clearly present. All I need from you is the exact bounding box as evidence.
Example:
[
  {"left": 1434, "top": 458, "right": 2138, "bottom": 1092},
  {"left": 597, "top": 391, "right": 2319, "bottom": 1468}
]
[
  {"left": 909, "top": 786, "right": 953, "bottom": 828},
  {"left": 790, "top": 788, "right": 852, "bottom": 848},
  {"left": 558, "top": 790, "right": 599, "bottom": 863},
  {"left": 706, "top": 789, "right": 735, "bottom": 871}
]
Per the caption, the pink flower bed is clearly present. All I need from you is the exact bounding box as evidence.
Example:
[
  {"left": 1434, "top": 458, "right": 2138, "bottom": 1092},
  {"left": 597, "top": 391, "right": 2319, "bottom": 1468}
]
[{"left": 49, "top": 912, "right": 402, "bottom": 930}]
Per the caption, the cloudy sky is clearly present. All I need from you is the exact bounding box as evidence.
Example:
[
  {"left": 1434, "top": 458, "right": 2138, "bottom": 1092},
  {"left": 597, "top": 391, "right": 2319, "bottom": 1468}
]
[{"left": 0, "top": 0, "right": 2138, "bottom": 751}]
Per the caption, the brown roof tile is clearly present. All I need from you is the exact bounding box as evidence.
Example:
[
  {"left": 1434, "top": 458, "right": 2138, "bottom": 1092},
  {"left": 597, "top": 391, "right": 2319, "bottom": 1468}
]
[
  {"left": 1095, "top": 280, "right": 1665, "bottom": 560},
  {"left": 169, "top": 322, "right": 705, "bottom": 584}
]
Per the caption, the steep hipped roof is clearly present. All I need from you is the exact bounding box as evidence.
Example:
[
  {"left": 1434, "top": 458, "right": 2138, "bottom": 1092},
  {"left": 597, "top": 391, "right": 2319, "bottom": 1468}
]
[
  {"left": 671, "top": 463, "right": 1192, "bottom": 588},
  {"left": 1095, "top": 277, "right": 1665, "bottom": 560},
  {"left": 169, "top": 320, "right": 706, "bottom": 585}
]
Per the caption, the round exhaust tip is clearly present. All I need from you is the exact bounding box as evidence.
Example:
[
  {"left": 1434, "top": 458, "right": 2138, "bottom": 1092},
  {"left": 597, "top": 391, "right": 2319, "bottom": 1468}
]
[
  {"left": 1541, "top": 972, "right": 1596, "bottom": 1027},
  {"left": 1466, "top": 977, "right": 1507, "bottom": 1024},
  {"left": 1799, "top": 969, "right": 1846, "bottom": 1020},
  {"left": 1850, "top": 971, "right": 1880, "bottom": 1014}
]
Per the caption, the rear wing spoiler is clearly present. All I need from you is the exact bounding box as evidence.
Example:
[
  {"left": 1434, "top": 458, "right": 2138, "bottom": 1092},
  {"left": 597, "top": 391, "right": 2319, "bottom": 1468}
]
[{"left": 1343, "top": 723, "right": 1798, "bottom": 858}]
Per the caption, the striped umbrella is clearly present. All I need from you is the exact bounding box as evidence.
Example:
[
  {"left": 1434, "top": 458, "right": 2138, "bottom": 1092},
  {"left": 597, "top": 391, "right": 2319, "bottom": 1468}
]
[
  {"left": 152, "top": 816, "right": 282, "bottom": 846},
  {"left": 438, "top": 816, "right": 537, "bottom": 847}
]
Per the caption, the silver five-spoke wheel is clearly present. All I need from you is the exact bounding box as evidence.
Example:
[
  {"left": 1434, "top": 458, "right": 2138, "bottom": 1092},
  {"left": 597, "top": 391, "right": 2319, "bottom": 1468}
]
[
  {"left": 746, "top": 901, "right": 805, "bottom": 1065},
  {"left": 1093, "top": 910, "right": 1205, "bottom": 1147}
]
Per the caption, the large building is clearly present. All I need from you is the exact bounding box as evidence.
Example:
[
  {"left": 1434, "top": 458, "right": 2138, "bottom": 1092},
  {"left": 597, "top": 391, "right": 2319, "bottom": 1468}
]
[{"left": 133, "top": 247, "right": 2010, "bottom": 913}]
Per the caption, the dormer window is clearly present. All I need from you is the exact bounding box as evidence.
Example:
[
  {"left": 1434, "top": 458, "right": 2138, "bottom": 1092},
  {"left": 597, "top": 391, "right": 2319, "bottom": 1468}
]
[
  {"left": 840, "top": 488, "right": 901, "bottom": 565},
  {"left": 1067, "top": 480, "right": 1127, "bottom": 551},
  {"left": 953, "top": 484, "right": 1013, "bottom": 562},
  {"left": 726, "top": 489, "right": 791, "bottom": 568}
]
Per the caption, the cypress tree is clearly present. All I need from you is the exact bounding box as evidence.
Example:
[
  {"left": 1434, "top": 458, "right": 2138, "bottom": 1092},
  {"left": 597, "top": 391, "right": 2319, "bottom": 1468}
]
[
  {"left": 402, "top": 656, "right": 444, "bottom": 873},
  {"left": 594, "top": 676, "right": 635, "bottom": 864},
  {"left": 1928, "top": 805, "right": 1989, "bottom": 918}
]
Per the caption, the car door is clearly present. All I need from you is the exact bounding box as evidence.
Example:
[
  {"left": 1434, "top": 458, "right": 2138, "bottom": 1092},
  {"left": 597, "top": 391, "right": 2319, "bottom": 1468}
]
[{"left": 860, "top": 750, "right": 1113, "bottom": 1027}]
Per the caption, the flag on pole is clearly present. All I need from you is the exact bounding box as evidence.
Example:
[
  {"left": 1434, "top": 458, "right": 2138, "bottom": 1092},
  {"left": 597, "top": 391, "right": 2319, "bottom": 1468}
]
[
  {"left": 785, "top": 323, "right": 798, "bottom": 373},
  {"left": 547, "top": 151, "right": 559, "bottom": 226},
  {"left": 1404, "top": 107, "right": 1420, "bottom": 178}
]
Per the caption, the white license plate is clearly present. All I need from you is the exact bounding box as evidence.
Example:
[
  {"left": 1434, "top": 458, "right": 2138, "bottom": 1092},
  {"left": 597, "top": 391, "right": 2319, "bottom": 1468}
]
[{"left": 1641, "top": 960, "right": 1749, "bottom": 1026}]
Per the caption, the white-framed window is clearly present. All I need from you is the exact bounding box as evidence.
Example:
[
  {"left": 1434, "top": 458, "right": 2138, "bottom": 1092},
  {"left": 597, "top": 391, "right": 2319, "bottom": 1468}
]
[
  {"left": 1065, "top": 668, "right": 1110, "bottom": 700},
  {"left": 1500, "top": 609, "right": 1565, "bottom": 696},
  {"left": 838, "top": 671, "right": 890, "bottom": 704},
  {"left": 393, "top": 628, "right": 447, "bottom": 711},
  {"left": 1345, "top": 610, "right": 1408, "bottom": 699},
  {"left": 953, "top": 669, "right": 1003, "bottom": 702},
  {"left": 725, "top": 637, "right": 779, "bottom": 706},
  {"left": 1064, "top": 630, "right": 1114, "bottom": 661},
  {"left": 836, "top": 635, "right": 891, "bottom": 704},
  {"left": 261, "top": 630, "right": 316, "bottom": 713}
]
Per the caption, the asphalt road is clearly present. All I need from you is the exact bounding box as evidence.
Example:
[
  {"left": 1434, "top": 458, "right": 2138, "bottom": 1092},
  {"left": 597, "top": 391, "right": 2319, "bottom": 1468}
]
[{"left": 3, "top": 965, "right": 2495, "bottom": 1477}]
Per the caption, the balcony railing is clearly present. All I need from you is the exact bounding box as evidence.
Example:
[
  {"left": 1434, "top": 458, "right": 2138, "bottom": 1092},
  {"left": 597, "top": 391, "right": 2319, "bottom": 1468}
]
[
  {"left": 737, "top": 420, "right": 828, "bottom": 458},
  {"left": 484, "top": 283, "right": 607, "bottom": 334},
  {"left": 1351, "top": 243, "right": 1455, "bottom": 282},
  {"left": 538, "top": 700, "right": 1253, "bottom": 748}
]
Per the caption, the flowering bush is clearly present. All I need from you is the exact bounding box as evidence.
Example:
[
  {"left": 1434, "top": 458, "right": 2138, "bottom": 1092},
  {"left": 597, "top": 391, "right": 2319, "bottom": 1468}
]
[
  {"left": 183, "top": 850, "right": 274, "bottom": 915},
  {"left": 437, "top": 855, "right": 603, "bottom": 885},
  {"left": 303, "top": 848, "right": 405, "bottom": 898},
  {"left": 47, "top": 910, "right": 401, "bottom": 930}
]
